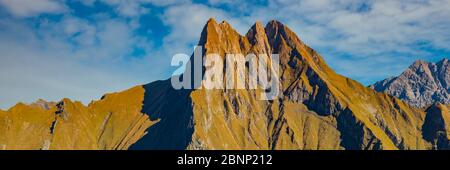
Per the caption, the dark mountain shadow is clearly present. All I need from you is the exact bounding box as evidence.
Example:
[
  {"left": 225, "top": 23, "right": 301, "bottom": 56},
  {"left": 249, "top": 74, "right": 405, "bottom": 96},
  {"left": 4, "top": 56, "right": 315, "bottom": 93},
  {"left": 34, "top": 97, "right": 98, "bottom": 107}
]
[
  {"left": 337, "top": 108, "right": 382, "bottom": 150},
  {"left": 422, "top": 105, "right": 449, "bottom": 150},
  {"left": 129, "top": 78, "right": 194, "bottom": 150}
]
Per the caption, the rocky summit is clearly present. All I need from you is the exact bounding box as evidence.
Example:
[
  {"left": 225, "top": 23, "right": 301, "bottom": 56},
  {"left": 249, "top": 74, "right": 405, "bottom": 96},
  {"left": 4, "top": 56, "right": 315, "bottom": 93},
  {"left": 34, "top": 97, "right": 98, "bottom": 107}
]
[
  {"left": 0, "top": 19, "right": 449, "bottom": 150},
  {"left": 371, "top": 58, "right": 449, "bottom": 108}
]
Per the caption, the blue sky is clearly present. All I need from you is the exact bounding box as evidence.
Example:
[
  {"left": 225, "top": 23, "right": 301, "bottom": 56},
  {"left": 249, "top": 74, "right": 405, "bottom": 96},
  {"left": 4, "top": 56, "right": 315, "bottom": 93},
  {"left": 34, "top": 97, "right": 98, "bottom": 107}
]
[{"left": 0, "top": 0, "right": 449, "bottom": 109}]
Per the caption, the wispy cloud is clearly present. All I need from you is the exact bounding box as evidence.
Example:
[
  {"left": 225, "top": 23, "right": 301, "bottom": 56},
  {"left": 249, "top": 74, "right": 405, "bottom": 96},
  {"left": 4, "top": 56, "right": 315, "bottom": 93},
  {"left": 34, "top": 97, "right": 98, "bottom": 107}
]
[
  {"left": 0, "top": 0, "right": 66, "bottom": 17},
  {"left": 0, "top": 1, "right": 163, "bottom": 108}
]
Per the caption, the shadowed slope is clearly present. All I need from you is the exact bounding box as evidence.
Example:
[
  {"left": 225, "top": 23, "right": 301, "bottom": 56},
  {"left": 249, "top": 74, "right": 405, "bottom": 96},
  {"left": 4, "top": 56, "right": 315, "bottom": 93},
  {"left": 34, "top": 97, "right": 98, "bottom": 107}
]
[
  {"left": 129, "top": 79, "right": 194, "bottom": 150},
  {"left": 422, "top": 104, "right": 450, "bottom": 149}
]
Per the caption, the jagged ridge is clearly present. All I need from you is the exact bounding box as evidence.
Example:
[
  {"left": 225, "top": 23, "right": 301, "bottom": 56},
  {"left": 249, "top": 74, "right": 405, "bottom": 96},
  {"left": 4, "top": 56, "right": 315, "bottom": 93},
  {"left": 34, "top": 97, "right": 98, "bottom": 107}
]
[{"left": 1, "top": 18, "right": 449, "bottom": 150}]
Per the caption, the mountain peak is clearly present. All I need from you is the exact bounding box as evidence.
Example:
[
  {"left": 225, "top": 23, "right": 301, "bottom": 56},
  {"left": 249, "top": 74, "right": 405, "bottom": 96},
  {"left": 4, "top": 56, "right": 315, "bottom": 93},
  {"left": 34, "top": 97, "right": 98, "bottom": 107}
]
[
  {"left": 264, "top": 19, "right": 306, "bottom": 53},
  {"left": 265, "top": 20, "right": 284, "bottom": 37},
  {"left": 265, "top": 19, "right": 291, "bottom": 37},
  {"left": 407, "top": 60, "right": 431, "bottom": 75},
  {"left": 372, "top": 58, "right": 450, "bottom": 108},
  {"left": 437, "top": 58, "right": 449, "bottom": 66},
  {"left": 246, "top": 21, "right": 268, "bottom": 45},
  {"left": 254, "top": 20, "right": 264, "bottom": 28},
  {"left": 206, "top": 17, "right": 217, "bottom": 25},
  {"left": 413, "top": 59, "right": 428, "bottom": 64},
  {"left": 266, "top": 20, "right": 284, "bottom": 28},
  {"left": 30, "top": 99, "right": 55, "bottom": 110},
  {"left": 411, "top": 59, "right": 429, "bottom": 67},
  {"left": 247, "top": 21, "right": 265, "bottom": 35},
  {"left": 219, "top": 20, "right": 231, "bottom": 26},
  {"left": 198, "top": 18, "right": 241, "bottom": 48}
]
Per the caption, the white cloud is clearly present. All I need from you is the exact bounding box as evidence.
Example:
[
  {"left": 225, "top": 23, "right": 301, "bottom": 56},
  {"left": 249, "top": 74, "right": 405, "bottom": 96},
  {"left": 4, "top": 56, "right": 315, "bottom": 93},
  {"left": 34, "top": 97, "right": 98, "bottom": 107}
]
[
  {"left": 140, "top": 0, "right": 190, "bottom": 7},
  {"left": 0, "top": 0, "right": 66, "bottom": 17},
  {"left": 0, "top": 0, "right": 199, "bottom": 109},
  {"left": 84, "top": 0, "right": 191, "bottom": 17},
  {"left": 100, "top": 0, "right": 149, "bottom": 17},
  {"left": 0, "top": 13, "right": 165, "bottom": 109},
  {"left": 0, "top": 18, "right": 135, "bottom": 109}
]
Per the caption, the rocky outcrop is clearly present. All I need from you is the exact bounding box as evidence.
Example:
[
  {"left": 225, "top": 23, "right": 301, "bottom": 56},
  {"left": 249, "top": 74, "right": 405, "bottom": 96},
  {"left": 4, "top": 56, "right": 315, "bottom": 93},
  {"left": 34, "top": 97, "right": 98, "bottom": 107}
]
[{"left": 371, "top": 58, "right": 450, "bottom": 108}]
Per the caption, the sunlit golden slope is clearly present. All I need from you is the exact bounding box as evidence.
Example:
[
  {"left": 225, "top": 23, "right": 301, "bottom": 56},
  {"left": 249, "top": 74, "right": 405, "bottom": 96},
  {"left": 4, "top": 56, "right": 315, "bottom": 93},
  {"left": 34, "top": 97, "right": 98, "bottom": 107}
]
[
  {"left": 0, "top": 86, "right": 155, "bottom": 150},
  {"left": 1, "top": 19, "right": 448, "bottom": 150}
]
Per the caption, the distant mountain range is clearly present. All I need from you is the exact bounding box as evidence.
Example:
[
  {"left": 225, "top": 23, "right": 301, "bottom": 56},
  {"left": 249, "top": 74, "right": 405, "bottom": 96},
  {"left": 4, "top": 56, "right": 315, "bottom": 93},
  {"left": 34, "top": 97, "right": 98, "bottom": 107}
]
[
  {"left": 371, "top": 58, "right": 449, "bottom": 108},
  {"left": 0, "top": 19, "right": 448, "bottom": 150}
]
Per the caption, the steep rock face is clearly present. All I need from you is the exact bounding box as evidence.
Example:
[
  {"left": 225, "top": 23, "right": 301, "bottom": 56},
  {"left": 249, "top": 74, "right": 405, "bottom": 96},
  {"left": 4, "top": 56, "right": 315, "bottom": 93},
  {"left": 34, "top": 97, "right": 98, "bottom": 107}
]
[
  {"left": 0, "top": 86, "right": 155, "bottom": 150},
  {"left": 181, "top": 19, "right": 343, "bottom": 149},
  {"left": 134, "top": 19, "right": 431, "bottom": 150},
  {"left": 422, "top": 104, "right": 450, "bottom": 149},
  {"left": 371, "top": 59, "right": 450, "bottom": 108}
]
